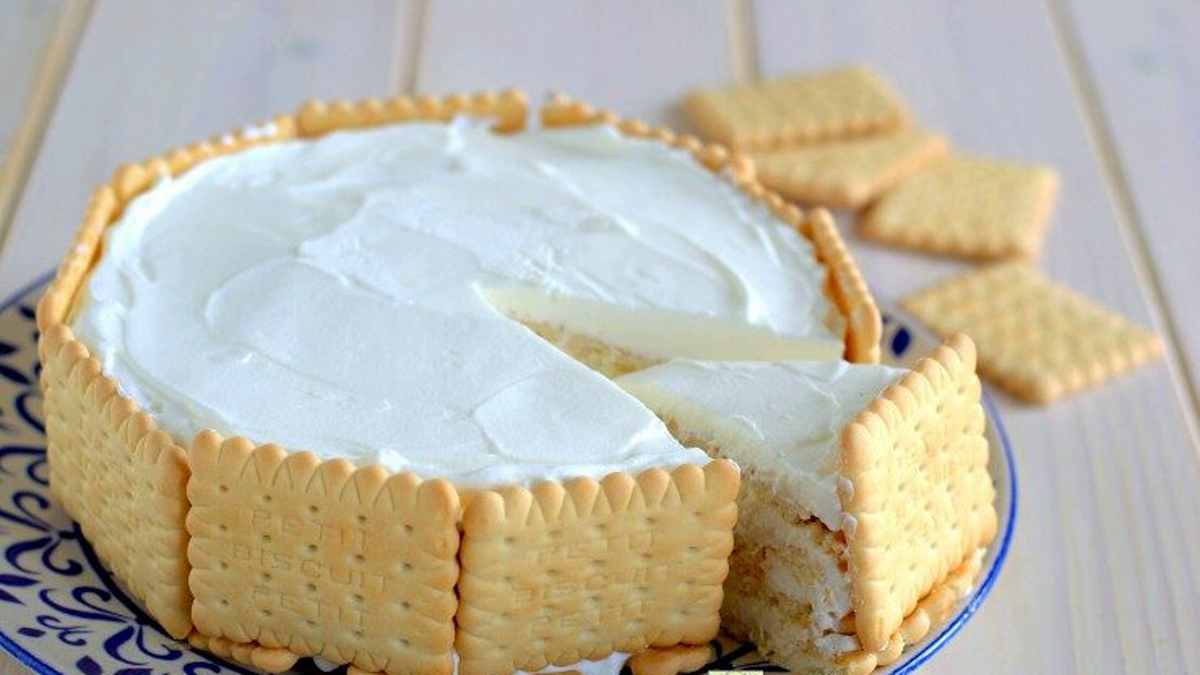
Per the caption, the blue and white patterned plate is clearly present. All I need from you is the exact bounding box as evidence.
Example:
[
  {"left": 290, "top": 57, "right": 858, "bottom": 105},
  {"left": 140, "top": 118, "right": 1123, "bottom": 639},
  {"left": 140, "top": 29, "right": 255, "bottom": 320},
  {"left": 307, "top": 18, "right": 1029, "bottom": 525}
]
[{"left": 0, "top": 273, "right": 1015, "bottom": 675}]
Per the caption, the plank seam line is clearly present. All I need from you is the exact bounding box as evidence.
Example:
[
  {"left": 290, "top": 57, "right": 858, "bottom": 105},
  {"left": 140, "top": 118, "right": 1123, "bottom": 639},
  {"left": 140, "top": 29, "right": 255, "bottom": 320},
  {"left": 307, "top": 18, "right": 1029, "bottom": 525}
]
[
  {"left": 0, "top": 0, "right": 94, "bottom": 263},
  {"left": 728, "top": 0, "right": 760, "bottom": 82},
  {"left": 1045, "top": 0, "right": 1200, "bottom": 451},
  {"left": 397, "top": 0, "right": 429, "bottom": 95}
]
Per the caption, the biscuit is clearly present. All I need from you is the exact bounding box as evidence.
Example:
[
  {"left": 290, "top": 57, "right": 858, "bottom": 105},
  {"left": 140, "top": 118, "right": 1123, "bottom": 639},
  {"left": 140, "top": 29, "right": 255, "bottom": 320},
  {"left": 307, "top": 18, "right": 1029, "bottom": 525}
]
[
  {"left": 903, "top": 263, "right": 1164, "bottom": 402},
  {"left": 803, "top": 208, "right": 882, "bottom": 363},
  {"left": 186, "top": 632, "right": 300, "bottom": 673},
  {"left": 860, "top": 156, "right": 1059, "bottom": 259},
  {"left": 625, "top": 642, "right": 712, "bottom": 675},
  {"left": 837, "top": 547, "right": 985, "bottom": 674},
  {"left": 839, "top": 334, "right": 996, "bottom": 652},
  {"left": 186, "top": 433, "right": 460, "bottom": 675},
  {"left": 454, "top": 460, "right": 740, "bottom": 675},
  {"left": 38, "top": 323, "right": 193, "bottom": 639},
  {"left": 752, "top": 130, "right": 949, "bottom": 209},
  {"left": 684, "top": 66, "right": 909, "bottom": 151},
  {"left": 640, "top": 547, "right": 984, "bottom": 675},
  {"left": 297, "top": 90, "right": 528, "bottom": 138}
]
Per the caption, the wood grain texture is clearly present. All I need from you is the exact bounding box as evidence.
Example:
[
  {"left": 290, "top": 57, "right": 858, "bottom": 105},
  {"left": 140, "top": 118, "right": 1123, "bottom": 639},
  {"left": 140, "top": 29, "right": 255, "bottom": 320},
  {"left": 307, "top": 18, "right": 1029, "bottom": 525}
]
[
  {"left": 0, "top": 0, "right": 420, "bottom": 297},
  {"left": 1054, "top": 0, "right": 1200, "bottom": 423},
  {"left": 753, "top": 1, "right": 1200, "bottom": 673},
  {"left": 417, "top": 0, "right": 733, "bottom": 126}
]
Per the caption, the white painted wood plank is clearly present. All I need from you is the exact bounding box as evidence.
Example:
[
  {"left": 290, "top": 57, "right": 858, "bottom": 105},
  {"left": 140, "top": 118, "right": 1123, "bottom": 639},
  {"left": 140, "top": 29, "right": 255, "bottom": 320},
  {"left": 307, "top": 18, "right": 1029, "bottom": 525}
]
[
  {"left": 0, "top": 0, "right": 419, "bottom": 297},
  {"left": 752, "top": 2, "right": 1200, "bottom": 674},
  {"left": 0, "top": 0, "right": 77, "bottom": 259},
  {"left": 1056, "top": 0, "right": 1200, "bottom": 420},
  {"left": 0, "top": 1, "right": 63, "bottom": 161},
  {"left": 418, "top": 0, "right": 733, "bottom": 127}
]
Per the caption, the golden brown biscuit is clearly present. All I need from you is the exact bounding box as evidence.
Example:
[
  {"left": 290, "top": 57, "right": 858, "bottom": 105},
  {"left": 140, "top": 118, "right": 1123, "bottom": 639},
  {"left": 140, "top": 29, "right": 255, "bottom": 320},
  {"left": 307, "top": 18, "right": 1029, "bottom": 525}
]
[
  {"left": 903, "top": 263, "right": 1164, "bottom": 402},
  {"left": 861, "top": 155, "right": 1059, "bottom": 259},
  {"left": 187, "top": 433, "right": 461, "bottom": 675},
  {"left": 685, "top": 66, "right": 909, "bottom": 151},
  {"left": 752, "top": 130, "right": 948, "bottom": 209}
]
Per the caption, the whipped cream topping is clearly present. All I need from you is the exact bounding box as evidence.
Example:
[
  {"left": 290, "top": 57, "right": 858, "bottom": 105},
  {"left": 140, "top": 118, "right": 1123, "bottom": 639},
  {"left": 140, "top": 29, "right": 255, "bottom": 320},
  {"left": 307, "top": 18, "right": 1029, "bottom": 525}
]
[
  {"left": 617, "top": 359, "right": 906, "bottom": 529},
  {"left": 72, "top": 120, "right": 841, "bottom": 487}
]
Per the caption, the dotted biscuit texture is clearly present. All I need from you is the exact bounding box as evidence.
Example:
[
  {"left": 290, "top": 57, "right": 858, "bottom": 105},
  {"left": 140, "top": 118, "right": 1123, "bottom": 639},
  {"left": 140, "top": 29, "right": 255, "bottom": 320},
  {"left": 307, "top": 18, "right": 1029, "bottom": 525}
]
[
  {"left": 186, "top": 433, "right": 460, "bottom": 675},
  {"left": 455, "top": 460, "right": 740, "bottom": 675},
  {"left": 39, "top": 324, "right": 193, "bottom": 640},
  {"left": 186, "top": 632, "right": 300, "bottom": 673},
  {"left": 861, "top": 156, "right": 1059, "bottom": 259},
  {"left": 685, "top": 66, "right": 909, "bottom": 151},
  {"left": 839, "top": 334, "right": 996, "bottom": 653},
  {"left": 752, "top": 130, "right": 948, "bottom": 209},
  {"left": 804, "top": 209, "right": 882, "bottom": 364},
  {"left": 903, "top": 263, "right": 1164, "bottom": 403}
]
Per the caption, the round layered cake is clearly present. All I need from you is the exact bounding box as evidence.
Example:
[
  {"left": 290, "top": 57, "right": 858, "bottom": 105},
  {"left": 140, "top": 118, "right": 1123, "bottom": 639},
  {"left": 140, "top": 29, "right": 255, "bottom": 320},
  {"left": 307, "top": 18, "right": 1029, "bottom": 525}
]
[{"left": 36, "top": 93, "right": 901, "bottom": 675}]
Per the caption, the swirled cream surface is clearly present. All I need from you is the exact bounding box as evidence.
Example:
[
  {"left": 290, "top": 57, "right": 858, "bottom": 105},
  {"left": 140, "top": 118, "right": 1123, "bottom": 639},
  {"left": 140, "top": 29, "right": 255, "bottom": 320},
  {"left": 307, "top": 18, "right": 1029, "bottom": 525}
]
[
  {"left": 617, "top": 359, "right": 906, "bottom": 529},
  {"left": 72, "top": 120, "right": 842, "bottom": 486}
]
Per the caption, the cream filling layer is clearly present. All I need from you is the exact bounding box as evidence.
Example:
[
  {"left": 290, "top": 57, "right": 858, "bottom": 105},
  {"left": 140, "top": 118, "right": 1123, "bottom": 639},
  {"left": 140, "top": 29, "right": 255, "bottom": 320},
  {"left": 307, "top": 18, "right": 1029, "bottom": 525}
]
[
  {"left": 72, "top": 120, "right": 842, "bottom": 487},
  {"left": 617, "top": 359, "right": 906, "bottom": 529}
]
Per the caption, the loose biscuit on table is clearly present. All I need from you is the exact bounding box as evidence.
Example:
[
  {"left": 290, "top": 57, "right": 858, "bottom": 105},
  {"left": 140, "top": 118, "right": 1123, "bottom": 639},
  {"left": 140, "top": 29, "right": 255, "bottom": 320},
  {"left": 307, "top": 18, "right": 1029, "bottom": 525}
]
[
  {"left": 903, "top": 263, "right": 1163, "bottom": 403},
  {"left": 685, "top": 65, "right": 909, "bottom": 151},
  {"left": 861, "top": 155, "right": 1059, "bottom": 259}
]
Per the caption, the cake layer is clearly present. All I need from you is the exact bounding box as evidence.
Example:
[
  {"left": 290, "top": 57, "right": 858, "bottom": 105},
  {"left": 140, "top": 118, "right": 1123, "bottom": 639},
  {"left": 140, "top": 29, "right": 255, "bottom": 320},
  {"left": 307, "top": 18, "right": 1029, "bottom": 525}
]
[
  {"left": 618, "top": 359, "right": 906, "bottom": 529},
  {"left": 69, "top": 120, "right": 848, "bottom": 487},
  {"left": 729, "top": 475, "right": 852, "bottom": 633}
]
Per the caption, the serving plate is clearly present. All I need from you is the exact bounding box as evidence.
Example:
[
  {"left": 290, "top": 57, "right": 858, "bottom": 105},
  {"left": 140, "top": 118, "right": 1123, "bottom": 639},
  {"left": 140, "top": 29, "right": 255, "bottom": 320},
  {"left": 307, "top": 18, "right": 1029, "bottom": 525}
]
[{"left": 0, "top": 274, "right": 1015, "bottom": 674}]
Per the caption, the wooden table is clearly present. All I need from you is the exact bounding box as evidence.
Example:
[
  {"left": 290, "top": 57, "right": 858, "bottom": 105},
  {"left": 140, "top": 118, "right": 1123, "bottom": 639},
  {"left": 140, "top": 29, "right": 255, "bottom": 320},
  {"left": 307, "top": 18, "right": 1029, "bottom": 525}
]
[{"left": 2, "top": 2, "right": 1198, "bottom": 673}]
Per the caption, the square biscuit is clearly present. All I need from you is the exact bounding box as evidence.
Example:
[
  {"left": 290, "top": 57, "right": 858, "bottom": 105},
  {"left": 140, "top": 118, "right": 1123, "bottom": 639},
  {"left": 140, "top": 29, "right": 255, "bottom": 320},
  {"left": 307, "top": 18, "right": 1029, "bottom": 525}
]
[
  {"left": 752, "top": 130, "right": 949, "bottom": 209},
  {"left": 685, "top": 66, "right": 909, "bottom": 151},
  {"left": 39, "top": 324, "right": 193, "bottom": 640},
  {"left": 903, "top": 263, "right": 1164, "bottom": 403},
  {"left": 186, "top": 433, "right": 461, "bottom": 675},
  {"left": 840, "top": 334, "right": 996, "bottom": 653},
  {"left": 455, "top": 461, "right": 739, "bottom": 675},
  {"left": 631, "top": 548, "right": 985, "bottom": 675},
  {"left": 861, "top": 155, "right": 1059, "bottom": 259}
]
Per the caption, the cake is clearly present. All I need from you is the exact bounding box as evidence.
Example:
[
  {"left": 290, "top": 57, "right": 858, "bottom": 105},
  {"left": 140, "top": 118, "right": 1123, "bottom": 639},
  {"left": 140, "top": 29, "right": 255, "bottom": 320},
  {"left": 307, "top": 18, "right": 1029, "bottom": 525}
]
[
  {"left": 617, "top": 335, "right": 996, "bottom": 673},
  {"left": 34, "top": 90, "right": 900, "bottom": 675}
]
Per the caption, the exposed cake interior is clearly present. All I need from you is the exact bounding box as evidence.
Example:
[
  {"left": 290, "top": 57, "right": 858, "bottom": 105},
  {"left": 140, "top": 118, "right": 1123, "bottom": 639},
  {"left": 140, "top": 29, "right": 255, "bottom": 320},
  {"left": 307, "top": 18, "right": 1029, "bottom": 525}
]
[
  {"left": 68, "top": 119, "right": 849, "bottom": 489},
  {"left": 617, "top": 359, "right": 907, "bottom": 666}
]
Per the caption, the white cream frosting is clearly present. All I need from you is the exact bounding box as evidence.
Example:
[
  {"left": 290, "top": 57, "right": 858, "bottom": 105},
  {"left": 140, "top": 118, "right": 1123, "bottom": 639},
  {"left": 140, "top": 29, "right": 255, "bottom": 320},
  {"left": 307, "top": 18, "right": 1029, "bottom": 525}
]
[
  {"left": 617, "top": 359, "right": 906, "bottom": 529},
  {"left": 71, "top": 120, "right": 843, "bottom": 487}
]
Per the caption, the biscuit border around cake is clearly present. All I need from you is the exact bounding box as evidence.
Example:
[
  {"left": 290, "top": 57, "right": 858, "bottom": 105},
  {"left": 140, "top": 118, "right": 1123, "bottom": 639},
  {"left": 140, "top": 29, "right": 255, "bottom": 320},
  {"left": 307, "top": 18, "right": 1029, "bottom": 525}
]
[{"left": 36, "top": 89, "right": 878, "bottom": 674}]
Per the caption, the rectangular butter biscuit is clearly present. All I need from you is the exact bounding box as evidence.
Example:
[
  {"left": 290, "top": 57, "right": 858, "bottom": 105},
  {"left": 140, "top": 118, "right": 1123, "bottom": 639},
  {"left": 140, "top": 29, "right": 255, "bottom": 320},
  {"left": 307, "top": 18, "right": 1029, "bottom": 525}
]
[
  {"left": 752, "top": 130, "right": 948, "bottom": 210},
  {"left": 685, "top": 66, "right": 909, "bottom": 151},
  {"left": 861, "top": 156, "right": 1059, "bottom": 259},
  {"left": 903, "top": 263, "right": 1163, "bottom": 402}
]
